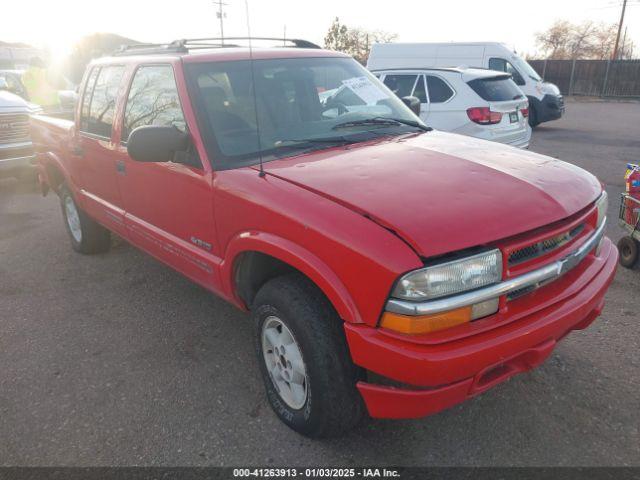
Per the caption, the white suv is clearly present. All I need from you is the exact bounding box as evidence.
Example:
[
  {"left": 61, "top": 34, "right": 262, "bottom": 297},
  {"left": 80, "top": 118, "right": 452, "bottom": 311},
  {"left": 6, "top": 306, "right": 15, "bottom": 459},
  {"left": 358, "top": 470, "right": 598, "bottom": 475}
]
[{"left": 371, "top": 67, "right": 531, "bottom": 148}]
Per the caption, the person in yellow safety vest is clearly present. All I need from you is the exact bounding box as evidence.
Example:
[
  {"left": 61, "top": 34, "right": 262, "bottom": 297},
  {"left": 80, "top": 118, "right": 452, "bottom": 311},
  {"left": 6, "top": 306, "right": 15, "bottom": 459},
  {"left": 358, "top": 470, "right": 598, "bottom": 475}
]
[{"left": 21, "top": 57, "right": 60, "bottom": 111}]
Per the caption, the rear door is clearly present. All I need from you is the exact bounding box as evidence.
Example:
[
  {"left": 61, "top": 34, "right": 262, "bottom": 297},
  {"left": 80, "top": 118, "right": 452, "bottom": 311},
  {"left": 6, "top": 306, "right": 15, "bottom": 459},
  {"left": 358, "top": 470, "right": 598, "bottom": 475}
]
[
  {"left": 423, "top": 74, "right": 458, "bottom": 129},
  {"left": 113, "top": 63, "right": 220, "bottom": 289},
  {"left": 75, "top": 64, "right": 127, "bottom": 235}
]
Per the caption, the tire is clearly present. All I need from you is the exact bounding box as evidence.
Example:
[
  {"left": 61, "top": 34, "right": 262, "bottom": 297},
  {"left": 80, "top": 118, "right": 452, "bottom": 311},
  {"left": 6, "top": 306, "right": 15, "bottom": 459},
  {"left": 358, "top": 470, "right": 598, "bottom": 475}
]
[
  {"left": 60, "top": 184, "right": 111, "bottom": 254},
  {"left": 252, "top": 273, "right": 365, "bottom": 438},
  {"left": 528, "top": 105, "right": 540, "bottom": 128},
  {"left": 618, "top": 236, "right": 639, "bottom": 269}
]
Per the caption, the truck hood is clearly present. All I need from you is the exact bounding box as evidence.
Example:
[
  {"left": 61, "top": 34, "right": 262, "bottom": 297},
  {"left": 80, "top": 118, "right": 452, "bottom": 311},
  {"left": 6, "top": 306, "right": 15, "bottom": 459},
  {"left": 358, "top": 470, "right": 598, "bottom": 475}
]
[
  {"left": 262, "top": 131, "right": 602, "bottom": 258},
  {"left": 0, "top": 90, "right": 40, "bottom": 112}
]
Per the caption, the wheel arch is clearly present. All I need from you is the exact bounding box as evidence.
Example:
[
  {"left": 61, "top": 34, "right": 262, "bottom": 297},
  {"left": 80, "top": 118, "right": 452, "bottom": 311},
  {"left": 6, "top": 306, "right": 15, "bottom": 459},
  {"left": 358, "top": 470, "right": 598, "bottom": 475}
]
[
  {"left": 223, "top": 232, "right": 361, "bottom": 324},
  {"left": 41, "top": 152, "right": 70, "bottom": 194}
]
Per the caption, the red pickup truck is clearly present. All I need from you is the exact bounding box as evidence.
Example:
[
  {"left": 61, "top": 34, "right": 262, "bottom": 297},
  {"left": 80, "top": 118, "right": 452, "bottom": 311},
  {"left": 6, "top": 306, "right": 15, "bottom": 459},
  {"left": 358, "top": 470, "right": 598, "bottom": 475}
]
[{"left": 31, "top": 38, "right": 617, "bottom": 438}]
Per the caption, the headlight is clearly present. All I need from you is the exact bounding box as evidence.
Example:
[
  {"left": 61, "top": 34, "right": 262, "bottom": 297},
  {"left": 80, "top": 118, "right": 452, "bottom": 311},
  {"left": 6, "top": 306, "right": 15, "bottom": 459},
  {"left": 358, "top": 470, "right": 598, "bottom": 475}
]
[
  {"left": 596, "top": 191, "right": 607, "bottom": 228},
  {"left": 392, "top": 249, "right": 502, "bottom": 301}
]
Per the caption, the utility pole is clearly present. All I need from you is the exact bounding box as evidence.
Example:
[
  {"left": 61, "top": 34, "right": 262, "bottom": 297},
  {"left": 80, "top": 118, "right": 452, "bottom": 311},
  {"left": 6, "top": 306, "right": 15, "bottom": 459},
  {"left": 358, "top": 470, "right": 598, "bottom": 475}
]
[
  {"left": 213, "top": 0, "right": 228, "bottom": 44},
  {"left": 612, "top": 0, "right": 628, "bottom": 60}
]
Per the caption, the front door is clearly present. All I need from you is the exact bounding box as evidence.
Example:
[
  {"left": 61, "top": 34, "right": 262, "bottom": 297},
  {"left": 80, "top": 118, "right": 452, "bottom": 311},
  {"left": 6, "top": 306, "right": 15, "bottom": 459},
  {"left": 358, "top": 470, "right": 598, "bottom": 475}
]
[{"left": 113, "top": 63, "right": 220, "bottom": 290}]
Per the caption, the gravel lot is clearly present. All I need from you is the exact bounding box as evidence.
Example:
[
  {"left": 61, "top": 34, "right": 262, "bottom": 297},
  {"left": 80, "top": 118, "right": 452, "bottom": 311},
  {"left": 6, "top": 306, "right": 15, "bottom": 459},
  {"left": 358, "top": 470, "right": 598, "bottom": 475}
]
[{"left": 1, "top": 99, "right": 639, "bottom": 467}]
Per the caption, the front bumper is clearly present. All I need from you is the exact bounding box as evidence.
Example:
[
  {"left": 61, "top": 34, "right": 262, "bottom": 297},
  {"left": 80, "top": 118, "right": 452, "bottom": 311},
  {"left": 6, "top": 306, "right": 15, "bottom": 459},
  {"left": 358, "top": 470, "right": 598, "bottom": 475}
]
[
  {"left": 529, "top": 94, "right": 565, "bottom": 123},
  {"left": 344, "top": 237, "right": 618, "bottom": 419}
]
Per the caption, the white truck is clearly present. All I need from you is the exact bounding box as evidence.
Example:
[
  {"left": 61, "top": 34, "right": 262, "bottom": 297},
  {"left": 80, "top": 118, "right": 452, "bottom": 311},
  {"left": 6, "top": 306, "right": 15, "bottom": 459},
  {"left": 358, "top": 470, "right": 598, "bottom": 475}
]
[
  {"left": 0, "top": 77, "right": 41, "bottom": 180},
  {"left": 368, "top": 42, "right": 564, "bottom": 127}
]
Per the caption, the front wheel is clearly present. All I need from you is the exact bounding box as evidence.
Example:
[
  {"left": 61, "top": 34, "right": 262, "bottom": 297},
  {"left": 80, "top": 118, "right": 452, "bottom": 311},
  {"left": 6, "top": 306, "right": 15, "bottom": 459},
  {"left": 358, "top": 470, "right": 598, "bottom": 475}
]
[
  {"left": 60, "top": 185, "right": 111, "bottom": 254},
  {"left": 528, "top": 104, "right": 540, "bottom": 128},
  {"left": 252, "top": 273, "right": 365, "bottom": 438}
]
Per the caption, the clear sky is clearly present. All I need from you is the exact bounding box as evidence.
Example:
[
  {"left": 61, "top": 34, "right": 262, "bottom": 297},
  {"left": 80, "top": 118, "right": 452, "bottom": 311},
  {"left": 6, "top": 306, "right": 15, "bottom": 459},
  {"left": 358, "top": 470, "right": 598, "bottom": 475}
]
[{"left": 3, "top": 0, "right": 639, "bottom": 61}]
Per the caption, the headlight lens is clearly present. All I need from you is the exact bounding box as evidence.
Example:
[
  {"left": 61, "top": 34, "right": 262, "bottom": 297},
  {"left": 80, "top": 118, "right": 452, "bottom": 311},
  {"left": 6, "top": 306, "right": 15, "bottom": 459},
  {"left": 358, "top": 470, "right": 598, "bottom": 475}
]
[
  {"left": 392, "top": 249, "right": 502, "bottom": 301},
  {"left": 596, "top": 191, "right": 608, "bottom": 228}
]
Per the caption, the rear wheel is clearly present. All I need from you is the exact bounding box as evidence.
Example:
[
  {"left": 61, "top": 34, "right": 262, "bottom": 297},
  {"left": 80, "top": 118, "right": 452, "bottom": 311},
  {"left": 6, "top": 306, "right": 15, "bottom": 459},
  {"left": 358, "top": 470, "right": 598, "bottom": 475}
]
[
  {"left": 252, "top": 273, "right": 365, "bottom": 438},
  {"left": 60, "top": 185, "right": 111, "bottom": 254},
  {"left": 618, "top": 236, "right": 639, "bottom": 269}
]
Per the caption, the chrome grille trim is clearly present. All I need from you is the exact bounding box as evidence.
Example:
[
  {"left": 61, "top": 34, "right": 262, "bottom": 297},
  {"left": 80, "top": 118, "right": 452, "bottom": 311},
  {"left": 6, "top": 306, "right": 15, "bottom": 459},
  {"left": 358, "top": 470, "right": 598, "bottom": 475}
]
[
  {"left": 386, "top": 219, "right": 606, "bottom": 316},
  {"left": 0, "top": 113, "right": 30, "bottom": 144},
  {"left": 508, "top": 224, "right": 585, "bottom": 266}
]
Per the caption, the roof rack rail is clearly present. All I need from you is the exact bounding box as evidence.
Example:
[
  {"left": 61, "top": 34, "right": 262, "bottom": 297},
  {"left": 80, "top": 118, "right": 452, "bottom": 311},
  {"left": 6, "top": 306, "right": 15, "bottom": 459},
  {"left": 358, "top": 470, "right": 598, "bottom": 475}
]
[
  {"left": 112, "top": 41, "right": 188, "bottom": 56},
  {"left": 112, "top": 37, "right": 321, "bottom": 56}
]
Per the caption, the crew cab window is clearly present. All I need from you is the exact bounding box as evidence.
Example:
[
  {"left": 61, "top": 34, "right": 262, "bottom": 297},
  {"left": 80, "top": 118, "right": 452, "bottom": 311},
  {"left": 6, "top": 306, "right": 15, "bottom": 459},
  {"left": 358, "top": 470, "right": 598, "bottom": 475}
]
[
  {"left": 488, "top": 58, "right": 525, "bottom": 86},
  {"left": 79, "top": 67, "right": 99, "bottom": 132},
  {"left": 426, "top": 75, "right": 454, "bottom": 103},
  {"left": 80, "top": 66, "right": 124, "bottom": 138},
  {"left": 122, "top": 65, "right": 186, "bottom": 142},
  {"left": 382, "top": 74, "right": 418, "bottom": 98}
]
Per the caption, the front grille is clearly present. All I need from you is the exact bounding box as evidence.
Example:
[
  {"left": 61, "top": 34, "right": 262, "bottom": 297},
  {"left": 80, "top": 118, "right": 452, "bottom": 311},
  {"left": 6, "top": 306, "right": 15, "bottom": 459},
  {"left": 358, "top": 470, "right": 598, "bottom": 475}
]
[
  {"left": 508, "top": 224, "right": 584, "bottom": 267},
  {"left": 507, "top": 284, "right": 537, "bottom": 301},
  {"left": 0, "top": 144, "right": 34, "bottom": 160},
  {"left": 0, "top": 113, "right": 30, "bottom": 145}
]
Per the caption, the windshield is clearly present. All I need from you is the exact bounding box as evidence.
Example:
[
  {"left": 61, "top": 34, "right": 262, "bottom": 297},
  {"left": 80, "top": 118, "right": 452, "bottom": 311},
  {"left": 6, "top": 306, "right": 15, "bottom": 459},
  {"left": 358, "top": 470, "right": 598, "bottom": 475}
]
[
  {"left": 512, "top": 56, "right": 541, "bottom": 82},
  {"left": 185, "top": 57, "right": 426, "bottom": 169}
]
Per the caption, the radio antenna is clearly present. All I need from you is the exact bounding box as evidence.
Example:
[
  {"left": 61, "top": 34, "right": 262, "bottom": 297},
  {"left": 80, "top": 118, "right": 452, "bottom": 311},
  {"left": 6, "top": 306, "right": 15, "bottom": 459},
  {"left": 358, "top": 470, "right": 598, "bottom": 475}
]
[{"left": 244, "top": 0, "right": 265, "bottom": 177}]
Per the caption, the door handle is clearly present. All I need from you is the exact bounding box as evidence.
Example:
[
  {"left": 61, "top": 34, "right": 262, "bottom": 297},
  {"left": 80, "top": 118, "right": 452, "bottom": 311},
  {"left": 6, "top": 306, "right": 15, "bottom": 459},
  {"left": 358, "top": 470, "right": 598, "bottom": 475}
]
[
  {"left": 116, "top": 160, "right": 126, "bottom": 175},
  {"left": 72, "top": 144, "right": 83, "bottom": 156}
]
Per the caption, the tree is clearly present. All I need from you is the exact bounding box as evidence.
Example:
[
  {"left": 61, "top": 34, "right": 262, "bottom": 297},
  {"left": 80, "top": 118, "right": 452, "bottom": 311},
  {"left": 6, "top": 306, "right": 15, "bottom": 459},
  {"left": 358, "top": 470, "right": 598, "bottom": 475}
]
[
  {"left": 535, "top": 20, "right": 635, "bottom": 59},
  {"left": 535, "top": 20, "right": 573, "bottom": 59},
  {"left": 324, "top": 17, "right": 396, "bottom": 64},
  {"left": 63, "top": 33, "right": 140, "bottom": 83}
]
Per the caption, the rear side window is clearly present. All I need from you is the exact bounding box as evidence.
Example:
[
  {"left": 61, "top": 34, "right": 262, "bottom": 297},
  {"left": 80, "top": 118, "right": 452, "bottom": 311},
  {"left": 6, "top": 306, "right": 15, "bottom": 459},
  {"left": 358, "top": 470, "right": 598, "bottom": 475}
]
[
  {"left": 383, "top": 74, "right": 418, "bottom": 98},
  {"left": 80, "top": 66, "right": 125, "bottom": 138},
  {"left": 122, "top": 65, "right": 186, "bottom": 142},
  {"left": 467, "top": 77, "right": 524, "bottom": 102},
  {"left": 426, "top": 75, "right": 454, "bottom": 103}
]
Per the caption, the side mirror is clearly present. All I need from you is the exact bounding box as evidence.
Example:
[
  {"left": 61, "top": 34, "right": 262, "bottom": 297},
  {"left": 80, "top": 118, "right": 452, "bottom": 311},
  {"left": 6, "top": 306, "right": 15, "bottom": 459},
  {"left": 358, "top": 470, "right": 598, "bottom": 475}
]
[
  {"left": 127, "top": 125, "right": 189, "bottom": 163},
  {"left": 0, "top": 78, "right": 8, "bottom": 91},
  {"left": 401, "top": 96, "right": 421, "bottom": 116}
]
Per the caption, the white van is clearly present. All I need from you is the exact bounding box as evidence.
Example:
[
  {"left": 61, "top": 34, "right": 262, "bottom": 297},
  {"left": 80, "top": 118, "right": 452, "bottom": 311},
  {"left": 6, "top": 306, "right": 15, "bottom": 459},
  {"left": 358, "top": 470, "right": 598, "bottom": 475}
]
[{"left": 367, "top": 42, "right": 564, "bottom": 127}]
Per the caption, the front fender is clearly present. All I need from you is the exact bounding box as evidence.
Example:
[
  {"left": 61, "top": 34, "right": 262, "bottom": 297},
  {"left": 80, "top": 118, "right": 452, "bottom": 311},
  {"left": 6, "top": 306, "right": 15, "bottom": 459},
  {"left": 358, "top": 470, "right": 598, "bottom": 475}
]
[{"left": 221, "top": 231, "right": 361, "bottom": 323}]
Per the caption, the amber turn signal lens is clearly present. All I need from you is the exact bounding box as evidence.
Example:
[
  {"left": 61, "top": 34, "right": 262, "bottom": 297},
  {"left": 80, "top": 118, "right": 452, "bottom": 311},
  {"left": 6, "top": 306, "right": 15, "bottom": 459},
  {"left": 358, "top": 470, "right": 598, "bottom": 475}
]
[{"left": 380, "top": 307, "right": 472, "bottom": 335}]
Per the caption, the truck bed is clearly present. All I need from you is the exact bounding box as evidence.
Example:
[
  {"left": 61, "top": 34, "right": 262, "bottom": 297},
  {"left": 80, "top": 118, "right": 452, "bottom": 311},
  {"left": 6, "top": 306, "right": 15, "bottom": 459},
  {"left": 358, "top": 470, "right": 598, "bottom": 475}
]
[{"left": 29, "top": 113, "right": 75, "bottom": 190}]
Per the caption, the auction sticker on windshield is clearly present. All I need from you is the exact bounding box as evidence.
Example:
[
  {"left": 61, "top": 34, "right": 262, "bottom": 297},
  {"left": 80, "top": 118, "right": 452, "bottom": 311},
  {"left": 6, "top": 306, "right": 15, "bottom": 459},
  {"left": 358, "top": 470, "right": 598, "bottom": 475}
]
[{"left": 342, "top": 76, "right": 388, "bottom": 105}]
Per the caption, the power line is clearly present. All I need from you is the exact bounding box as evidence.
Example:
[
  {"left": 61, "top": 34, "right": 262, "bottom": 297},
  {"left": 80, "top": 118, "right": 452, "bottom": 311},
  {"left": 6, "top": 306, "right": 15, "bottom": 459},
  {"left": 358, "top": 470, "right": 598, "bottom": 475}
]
[{"left": 213, "top": 0, "right": 228, "bottom": 44}]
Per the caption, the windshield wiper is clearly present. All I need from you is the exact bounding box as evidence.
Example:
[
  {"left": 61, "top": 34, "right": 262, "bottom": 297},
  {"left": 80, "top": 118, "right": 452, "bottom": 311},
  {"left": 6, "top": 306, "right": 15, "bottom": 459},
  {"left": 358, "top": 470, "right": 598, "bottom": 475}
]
[
  {"left": 275, "top": 136, "right": 354, "bottom": 147},
  {"left": 332, "top": 117, "right": 432, "bottom": 132}
]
